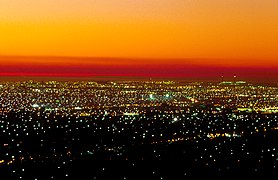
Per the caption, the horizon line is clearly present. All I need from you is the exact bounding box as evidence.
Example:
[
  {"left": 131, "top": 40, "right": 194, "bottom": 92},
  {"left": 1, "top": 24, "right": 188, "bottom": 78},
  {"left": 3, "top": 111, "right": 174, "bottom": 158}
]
[{"left": 1, "top": 55, "right": 278, "bottom": 70}]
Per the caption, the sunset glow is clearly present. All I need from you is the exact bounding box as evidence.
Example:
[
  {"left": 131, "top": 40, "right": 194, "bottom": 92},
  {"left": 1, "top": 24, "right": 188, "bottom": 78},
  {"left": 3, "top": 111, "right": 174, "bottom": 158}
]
[
  {"left": 1, "top": 2, "right": 278, "bottom": 178},
  {"left": 0, "top": 0, "right": 277, "bottom": 79}
]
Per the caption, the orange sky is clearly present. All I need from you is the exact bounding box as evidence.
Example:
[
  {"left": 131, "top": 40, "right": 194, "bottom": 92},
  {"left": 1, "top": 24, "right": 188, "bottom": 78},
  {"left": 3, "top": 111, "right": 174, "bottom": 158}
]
[{"left": 0, "top": 0, "right": 278, "bottom": 79}]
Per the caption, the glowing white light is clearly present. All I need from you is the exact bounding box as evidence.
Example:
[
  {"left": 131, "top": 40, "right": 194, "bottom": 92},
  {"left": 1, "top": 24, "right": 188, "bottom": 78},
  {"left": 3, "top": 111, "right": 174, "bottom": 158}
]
[
  {"left": 173, "top": 117, "right": 178, "bottom": 122},
  {"left": 32, "top": 104, "right": 39, "bottom": 108}
]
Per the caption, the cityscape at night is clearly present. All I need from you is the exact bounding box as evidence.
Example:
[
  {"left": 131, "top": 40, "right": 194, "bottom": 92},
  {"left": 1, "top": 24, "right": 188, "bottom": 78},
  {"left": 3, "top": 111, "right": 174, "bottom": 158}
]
[
  {"left": 1, "top": 0, "right": 278, "bottom": 178},
  {"left": 0, "top": 80, "right": 278, "bottom": 178}
]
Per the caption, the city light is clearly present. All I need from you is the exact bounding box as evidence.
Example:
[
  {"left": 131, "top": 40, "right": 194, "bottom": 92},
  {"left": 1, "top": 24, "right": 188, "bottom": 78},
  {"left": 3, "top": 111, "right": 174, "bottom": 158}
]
[{"left": 0, "top": 80, "right": 277, "bottom": 178}]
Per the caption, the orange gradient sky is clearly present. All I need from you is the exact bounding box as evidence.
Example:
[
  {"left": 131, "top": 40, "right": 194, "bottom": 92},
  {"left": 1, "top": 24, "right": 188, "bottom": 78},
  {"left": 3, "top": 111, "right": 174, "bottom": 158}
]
[{"left": 0, "top": 0, "right": 278, "bottom": 79}]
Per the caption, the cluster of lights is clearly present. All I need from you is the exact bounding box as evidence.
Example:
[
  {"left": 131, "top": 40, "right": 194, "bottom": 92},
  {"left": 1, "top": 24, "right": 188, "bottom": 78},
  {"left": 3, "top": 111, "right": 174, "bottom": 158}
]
[{"left": 0, "top": 80, "right": 277, "bottom": 178}]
